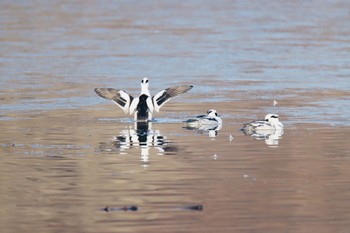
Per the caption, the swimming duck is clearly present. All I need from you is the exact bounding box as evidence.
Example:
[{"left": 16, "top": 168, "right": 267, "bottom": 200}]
[
  {"left": 241, "top": 113, "right": 284, "bottom": 133},
  {"left": 184, "top": 109, "right": 223, "bottom": 131},
  {"left": 95, "top": 78, "right": 193, "bottom": 121}
]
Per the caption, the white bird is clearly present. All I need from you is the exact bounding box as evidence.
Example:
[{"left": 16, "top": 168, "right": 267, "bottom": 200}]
[
  {"left": 184, "top": 109, "right": 223, "bottom": 131},
  {"left": 241, "top": 114, "right": 284, "bottom": 146},
  {"left": 241, "top": 113, "right": 284, "bottom": 132},
  {"left": 95, "top": 77, "right": 193, "bottom": 121}
]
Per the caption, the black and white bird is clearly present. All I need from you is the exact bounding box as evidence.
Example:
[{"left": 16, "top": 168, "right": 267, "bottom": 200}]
[
  {"left": 241, "top": 113, "right": 284, "bottom": 132},
  {"left": 241, "top": 114, "right": 284, "bottom": 145},
  {"left": 184, "top": 109, "right": 223, "bottom": 131},
  {"left": 95, "top": 78, "right": 193, "bottom": 121}
]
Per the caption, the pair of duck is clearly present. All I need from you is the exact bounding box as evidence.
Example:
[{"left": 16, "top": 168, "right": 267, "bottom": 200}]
[{"left": 95, "top": 78, "right": 284, "bottom": 131}]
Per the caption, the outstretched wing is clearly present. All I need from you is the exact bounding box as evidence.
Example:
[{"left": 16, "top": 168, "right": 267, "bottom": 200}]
[
  {"left": 94, "top": 88, "right": 133, "bottom": 114},
  {"left": 152, "top": 85, "right": 193, "bottom": 112}
]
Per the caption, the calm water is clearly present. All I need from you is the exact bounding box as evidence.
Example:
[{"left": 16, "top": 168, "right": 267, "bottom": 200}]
[{"left": 1, "top": 1, "right": 350, "bottom": 233}]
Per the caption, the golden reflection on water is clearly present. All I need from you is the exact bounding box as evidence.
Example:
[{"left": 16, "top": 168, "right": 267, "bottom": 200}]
[{"left": 1, "top": 108, "right": 350, "bottom": 233}]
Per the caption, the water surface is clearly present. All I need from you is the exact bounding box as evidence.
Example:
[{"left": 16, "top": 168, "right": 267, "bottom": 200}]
[{"left": 1, "top": 1, "right": 350, "bottom": 233}]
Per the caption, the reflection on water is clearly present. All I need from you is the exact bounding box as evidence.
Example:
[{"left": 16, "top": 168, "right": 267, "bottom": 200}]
[
  {"left": 184, "top": 124, "right": 222, "bottom": 138},
  {"left": 98, "top": 121, "right": 176, "bottom": 167},
  {"left": 241, "top": 127, "right": 284, "bottom": 146}
]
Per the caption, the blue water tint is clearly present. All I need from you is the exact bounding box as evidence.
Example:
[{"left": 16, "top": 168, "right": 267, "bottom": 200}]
[
  {"left": 1, "top": 0, "right": 349, "bottom": 125},
  {"left": 2, "top": 96, "right": 99, "bottom": 112}
]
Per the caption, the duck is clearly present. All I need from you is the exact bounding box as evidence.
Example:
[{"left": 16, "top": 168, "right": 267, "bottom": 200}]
[
  {"left": 241, "top": 113, "right": 284, "bottom": 133},
  {"left": 95, "top": 77, "right": 193, "bottom": 121},
  {"left": 184, "top": 109, "right": 223, "bottom": 131}
]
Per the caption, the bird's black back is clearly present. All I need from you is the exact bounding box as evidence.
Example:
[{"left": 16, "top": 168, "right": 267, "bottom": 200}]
[{"left": 137, "top": 94, "right": 149, "bottom": 121}]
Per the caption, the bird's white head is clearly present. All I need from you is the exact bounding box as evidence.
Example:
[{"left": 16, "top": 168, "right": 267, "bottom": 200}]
[
  {"left": 207, "top": 109, "right": 218, "bottom": 118},
  {"left": 140, "top": 77, "right": 150, "bottom": 96},
  {"left": 141, "top": 77, "right": 149, "bottom": 85},
  {"left": 265, "top": 113, "right": 279, "bottom": 122},
  {"left": 265, "top": 114, "right": 283, "bottom": 128}
]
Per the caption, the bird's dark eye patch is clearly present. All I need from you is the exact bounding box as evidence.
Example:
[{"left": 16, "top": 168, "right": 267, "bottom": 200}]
[
  {"left": 145, "top": 79, "right": 148, "bottom": 83},
  {"left": 265, "top": 119, "right": 269, "bottom": 121},
  {"left": 271, "top": 115, "right": 278, "bottom": 118},
  {"left": 215, "top": 112, "right": 218, "bottom": 116}
]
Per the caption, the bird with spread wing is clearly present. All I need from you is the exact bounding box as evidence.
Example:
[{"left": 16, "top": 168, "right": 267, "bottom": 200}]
[{"left": 95, "top": 77, "right": 193, "bottom": 121}]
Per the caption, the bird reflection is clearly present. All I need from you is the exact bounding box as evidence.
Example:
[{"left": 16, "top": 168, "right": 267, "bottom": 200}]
[
  {"left": 241, "top": 128, "right": 284, "bottom": 146},
  {"left": 184, "top": 124, "right": 222, "bottom": 138},
  {"left": 97, "top": 121, "right": 176, "bottom": 167}
]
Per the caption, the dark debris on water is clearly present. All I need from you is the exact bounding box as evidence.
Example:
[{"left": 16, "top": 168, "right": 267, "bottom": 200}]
[{"left": 101, "top": 204, "right": 203, "bottom": 212}]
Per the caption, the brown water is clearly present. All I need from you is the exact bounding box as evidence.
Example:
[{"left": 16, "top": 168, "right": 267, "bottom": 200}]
[{"left": 1, "top": 1, "right": 350, "bottom": 233}]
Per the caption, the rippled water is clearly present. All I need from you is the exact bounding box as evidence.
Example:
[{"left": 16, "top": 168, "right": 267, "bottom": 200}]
[{"left": 1, "top": 1, "right": 350, "bottom": 233}]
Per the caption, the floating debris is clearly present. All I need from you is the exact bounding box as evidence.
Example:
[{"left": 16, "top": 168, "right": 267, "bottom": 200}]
[
  {"left": 228, "top": 134, "right": 234, "bottom": 141},
  {"left": 102, "top": 205, "right": 138, "bottom": 212},
  {"left": 178, "top": 204, "right": 203, "bottom": 211},
  {"left": 243, "top": 174, "right": 256, "bottom": 182},
  {"left": 211, "top": 154, "right": 219, "bottom": 160},
  {"left": 101, "top": 204, "right": 203, "bottom": 212}
]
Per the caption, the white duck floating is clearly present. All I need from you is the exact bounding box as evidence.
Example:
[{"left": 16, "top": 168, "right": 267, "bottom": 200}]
[
  {"left": 241, "top": 113, "right": 284, "bottom": 131},
  {"left": 241, "top": 113, "right": 284, "bottom": 145},
  {"left": 184, "top": 109, "right": 223, "bottom": 133}
]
